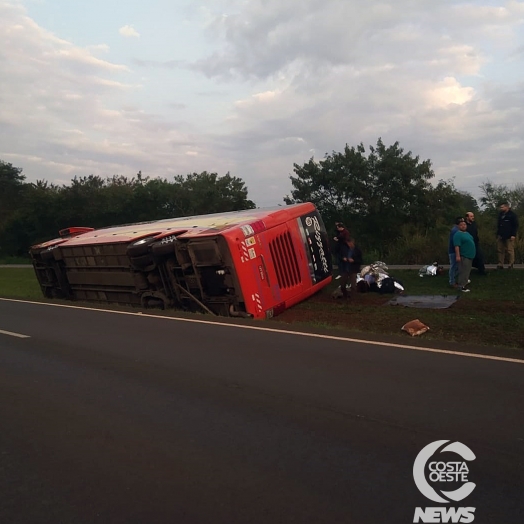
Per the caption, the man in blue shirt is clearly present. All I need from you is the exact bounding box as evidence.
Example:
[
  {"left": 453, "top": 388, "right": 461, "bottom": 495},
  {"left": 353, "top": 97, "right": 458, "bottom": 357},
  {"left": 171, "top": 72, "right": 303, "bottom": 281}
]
[{"left": 453, "top": 217, "right": 476, "bottom": 292}]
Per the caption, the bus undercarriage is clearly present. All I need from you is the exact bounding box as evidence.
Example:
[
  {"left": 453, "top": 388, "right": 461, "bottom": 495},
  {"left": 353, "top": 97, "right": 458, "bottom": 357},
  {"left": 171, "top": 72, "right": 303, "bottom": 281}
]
[{"left": 30, "top": 235, "right": 251, "bottom": 317}]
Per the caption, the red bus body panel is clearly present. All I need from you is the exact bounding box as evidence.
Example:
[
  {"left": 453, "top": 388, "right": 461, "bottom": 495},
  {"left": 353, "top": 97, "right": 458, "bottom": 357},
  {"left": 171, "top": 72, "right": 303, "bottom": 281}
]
[{"left": 29, "top": 203, "right": 332, "bottom": 319}]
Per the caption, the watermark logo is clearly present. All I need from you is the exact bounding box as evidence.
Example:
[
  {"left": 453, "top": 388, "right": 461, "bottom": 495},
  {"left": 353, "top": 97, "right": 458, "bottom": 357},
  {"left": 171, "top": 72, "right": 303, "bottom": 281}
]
[{"left": 413, "top": 440, "right": 476, "bottom": 523}]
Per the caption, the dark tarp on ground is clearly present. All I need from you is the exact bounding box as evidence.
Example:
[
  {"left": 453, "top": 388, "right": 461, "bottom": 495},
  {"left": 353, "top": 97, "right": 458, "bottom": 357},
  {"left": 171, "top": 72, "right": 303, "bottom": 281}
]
[{"left": 387, "top": 295, "right": 459, "bottom": 309}]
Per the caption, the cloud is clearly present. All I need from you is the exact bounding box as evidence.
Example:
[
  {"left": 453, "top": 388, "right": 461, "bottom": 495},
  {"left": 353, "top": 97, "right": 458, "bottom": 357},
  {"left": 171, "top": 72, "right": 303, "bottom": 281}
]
[
  {"left": 426, "top": 77, "right": 476, "bottom": 108},
  {"left": 132, "top": 58, "right": 184, "bottom": 69},
  {"left": 2, "top": 0, "right": 524, "bottom": 208},
  {"left": 195, "top": 0, "right": 524, "bottom": 80},
  {"left": 86, "top": 43, "right": 110, "bottom": 54},
  {"left": 186, "top": 0, "right": 524, "bottom": 200},
  {"left": 0, "top": 2, "right": 213, "bottom": 187},
  {"left": 119, "top": 25, "right": 140, "bottom": 38}
]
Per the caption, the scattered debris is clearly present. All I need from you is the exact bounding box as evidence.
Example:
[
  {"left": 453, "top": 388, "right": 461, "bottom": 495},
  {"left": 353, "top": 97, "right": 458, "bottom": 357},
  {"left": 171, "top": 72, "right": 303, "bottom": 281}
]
[
  {"left": 401, "top": 319, "right": 430, "bottom": 337},
  {"left": 357, "top": 262, "right": 404, "bottom": 293},
  {"left": 333, "top": 261, "right": 405, "bottom": 298},
  {"left": 418, "top": 262, "right": 444, "bottom": 277}
]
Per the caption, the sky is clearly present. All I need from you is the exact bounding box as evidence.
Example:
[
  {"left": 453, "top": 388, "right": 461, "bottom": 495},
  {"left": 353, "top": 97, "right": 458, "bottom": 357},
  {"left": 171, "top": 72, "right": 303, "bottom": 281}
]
[{"left": 1, "top": 0, "right": 523, "bottom": 207}]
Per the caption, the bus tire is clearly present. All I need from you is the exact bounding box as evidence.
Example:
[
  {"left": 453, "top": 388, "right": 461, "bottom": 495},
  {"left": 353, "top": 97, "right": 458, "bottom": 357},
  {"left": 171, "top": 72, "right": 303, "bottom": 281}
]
[
  {"left": 127, "top": 237, "right": 157, "bottom": 257},
  {"left": 129, "top": 254, "right": 155, "bottom": 269},
  {"left": 151, "top": 241, "right": 177, "bottom": 256}
]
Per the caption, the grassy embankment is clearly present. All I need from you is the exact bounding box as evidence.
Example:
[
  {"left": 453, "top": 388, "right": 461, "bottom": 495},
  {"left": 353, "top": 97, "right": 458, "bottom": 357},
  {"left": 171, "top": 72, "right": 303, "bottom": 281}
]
[
  {"left": 273, "top": 268, "right": 524, "bottom": 351},
  {"left": 0, "top": 267, "right": 522, "bottom": 350}
]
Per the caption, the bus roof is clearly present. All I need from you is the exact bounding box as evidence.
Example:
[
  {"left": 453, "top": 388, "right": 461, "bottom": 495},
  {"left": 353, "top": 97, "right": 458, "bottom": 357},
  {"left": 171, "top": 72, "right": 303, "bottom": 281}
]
[{"left": 32, "top": 203, "right": 316, "bottom": 248}]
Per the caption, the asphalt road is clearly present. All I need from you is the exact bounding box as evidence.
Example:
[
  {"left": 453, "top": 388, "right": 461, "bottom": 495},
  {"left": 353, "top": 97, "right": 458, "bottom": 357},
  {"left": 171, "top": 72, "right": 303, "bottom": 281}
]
[{"left": 1, "top": 299, "right": 523, "bottom": 524}]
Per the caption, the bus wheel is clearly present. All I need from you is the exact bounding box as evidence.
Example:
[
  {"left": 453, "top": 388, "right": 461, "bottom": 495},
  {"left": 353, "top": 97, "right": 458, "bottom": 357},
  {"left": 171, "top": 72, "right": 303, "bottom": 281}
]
[
  {"left": 129, "top": 254, "right": 156, "bottom": 270},
  {"left": 140, "top": 291, "right": 170, "bottom": 309},
  {"left": 151, "top": 241, "right": 177, "bottom": 256},
  {"left": 44, "top": 287, "right": 56, "bottom": 298},
  {"left": 127, "top": 237, "right": 157, "bottom": 257}
]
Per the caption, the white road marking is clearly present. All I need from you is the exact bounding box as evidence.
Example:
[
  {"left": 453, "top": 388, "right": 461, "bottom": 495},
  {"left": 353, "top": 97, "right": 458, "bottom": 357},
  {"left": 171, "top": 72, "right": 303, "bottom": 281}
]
[
  {"left": 0, "top": 328, "right": 30, "bottom": 339},
  {"left": 0, "top": 297, "right": 522, "bottom": 364}
]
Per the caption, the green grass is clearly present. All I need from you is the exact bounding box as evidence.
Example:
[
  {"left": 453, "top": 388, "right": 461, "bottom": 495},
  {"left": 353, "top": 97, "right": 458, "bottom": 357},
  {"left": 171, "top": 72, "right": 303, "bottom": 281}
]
[
  {"left": 0, "top": 268, "right": 43, "bottom": 299},
  {"left": 0, "top": 255, "right": 32, "bottom": 264},
  {"left": 275, "top": 268, "right": 524, "bottom": 351},
  {"left": 0, "top": 267, "right": 522, "bottom": 351},
  {"left": 377, "top": 268, "right": 524, "bottom": 300}
]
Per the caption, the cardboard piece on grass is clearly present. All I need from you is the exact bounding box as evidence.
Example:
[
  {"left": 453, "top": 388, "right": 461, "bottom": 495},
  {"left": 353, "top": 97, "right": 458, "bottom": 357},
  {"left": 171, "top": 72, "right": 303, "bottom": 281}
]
[
  {"left": 388, "top": 295, "right": 459, "bottom": 309},
  {"left": 401, "top": 319, "right": 430, "bottom": 337}
]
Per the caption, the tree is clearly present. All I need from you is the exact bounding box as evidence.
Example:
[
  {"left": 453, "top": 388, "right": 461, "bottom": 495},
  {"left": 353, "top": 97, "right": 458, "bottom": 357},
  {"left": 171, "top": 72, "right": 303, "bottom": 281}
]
[
  {"left": 0, "top": 161, "right": 26, "bottom": 225},
  {"left": 0, "top": 160, "right": 258, "bottom": 257},
  {"left": 285, "top": 138, "right": 437, "bottom": 251},
  {"left": 421, "top": 179, "right": 478, "bottom": 230},
  {"left": 480, "top": 181, "right": 524, "bottom": 215},
  {"left": 169, "top": 171, "right": 256, "bottom": 216},
  {"left": 0, "top": 178, "right": 63, "bottom": 256}
]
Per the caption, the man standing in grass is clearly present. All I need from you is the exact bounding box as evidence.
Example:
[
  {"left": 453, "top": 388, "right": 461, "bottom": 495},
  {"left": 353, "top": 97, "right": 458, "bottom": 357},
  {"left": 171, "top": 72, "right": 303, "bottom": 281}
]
[
  {"left": 496, "top": 201, "right": 519, "bottom": 269},
  {"left": 465, "top": 211, "right": 487, "bottom": 275},
  {"left": 454, "top": 217, "right": 476, "bottom": 293},
  {"left": 343, "top": 238, "right": 363, "bottom": 298},
  {"left": 447, "top": 218, "right": 461, "bottom": 287}
]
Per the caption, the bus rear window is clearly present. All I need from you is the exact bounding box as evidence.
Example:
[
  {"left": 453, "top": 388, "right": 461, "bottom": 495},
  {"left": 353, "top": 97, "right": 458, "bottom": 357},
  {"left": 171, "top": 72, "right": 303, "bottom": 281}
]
[{"left": 297, "top": 211, "right": 332, "bottom": 283}]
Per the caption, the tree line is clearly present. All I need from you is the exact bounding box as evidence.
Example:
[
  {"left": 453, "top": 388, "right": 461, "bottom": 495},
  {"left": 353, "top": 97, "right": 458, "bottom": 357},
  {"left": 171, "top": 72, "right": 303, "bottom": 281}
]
[
  {"left": 1, "top": 138, "right": 522, "bottom": 263},
  {"left": 286, "top": 139, "right": 524, "bottom": 264},
  {"left": 0, "top": 164, "right": 255, "bottom": 258}
]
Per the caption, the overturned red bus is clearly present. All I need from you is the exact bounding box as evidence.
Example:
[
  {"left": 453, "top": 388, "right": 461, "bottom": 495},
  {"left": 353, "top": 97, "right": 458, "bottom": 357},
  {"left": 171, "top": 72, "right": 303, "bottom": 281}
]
[{"left": 29, "top": 203, "right": 332, "bottom": 319}]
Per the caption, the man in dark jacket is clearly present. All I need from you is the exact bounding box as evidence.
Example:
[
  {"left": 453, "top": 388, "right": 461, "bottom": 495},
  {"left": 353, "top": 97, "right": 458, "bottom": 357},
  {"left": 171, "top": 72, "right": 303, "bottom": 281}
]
[
  {"left": 448, "top": 220, "right": 460, "bottom": 286},
  {"left": 496, "top": 201, "right": 519, "bottom": 269},
  {"left": 465, "top": 211, "right": 487, "bottom": 275},
  {"left": 333, "top": 222, "right": 350, "bottom": 257},
  {"left": 347, "top": 239, "right": 363, "bottom": 293},
  {"left": 338, "top": 238, "right": 363, "bottom": 299}
]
